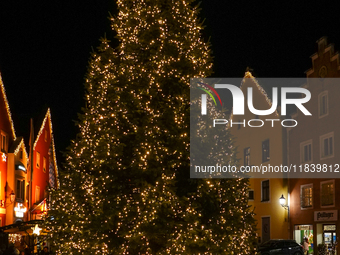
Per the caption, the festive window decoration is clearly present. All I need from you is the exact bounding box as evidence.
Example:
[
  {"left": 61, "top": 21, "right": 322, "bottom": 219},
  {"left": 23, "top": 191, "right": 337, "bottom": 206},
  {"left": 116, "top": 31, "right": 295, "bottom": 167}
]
[{"left": 1, "top": 152, "right": 6, "bottom": 162}]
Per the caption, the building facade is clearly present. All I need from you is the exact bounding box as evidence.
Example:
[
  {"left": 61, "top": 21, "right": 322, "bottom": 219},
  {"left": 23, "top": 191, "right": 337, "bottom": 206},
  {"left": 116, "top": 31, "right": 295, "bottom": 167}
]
[
  {"left": 0, "top": 73, "right": 58, "bottom": 252},
  {"left": 30, "top": 109, "right": 58, "bottom": 221},
  {"left": 230, "top": 72, "right": 289, "bottom": 243},
  {"left": 288, "top": 37, "right": 340, "bottom": 255}
]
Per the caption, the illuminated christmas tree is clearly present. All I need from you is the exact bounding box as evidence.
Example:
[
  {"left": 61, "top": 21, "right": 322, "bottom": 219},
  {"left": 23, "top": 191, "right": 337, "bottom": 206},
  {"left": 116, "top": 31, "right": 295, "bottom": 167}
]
[{"left": 45, "top": 0, "right": 256, "bottom": 254}]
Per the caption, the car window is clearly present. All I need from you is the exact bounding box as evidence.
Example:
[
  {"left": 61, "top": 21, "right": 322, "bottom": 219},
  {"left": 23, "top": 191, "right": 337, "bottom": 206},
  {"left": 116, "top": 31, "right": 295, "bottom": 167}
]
[
  {"left": 287, "top": 241, "right": 298, "bottom": 247},
  {"left": 260, "top": 241, "right": 272, "bottom": 248},
  {"left": 277, "top": 242, "right": 285, "bottom": 248}
]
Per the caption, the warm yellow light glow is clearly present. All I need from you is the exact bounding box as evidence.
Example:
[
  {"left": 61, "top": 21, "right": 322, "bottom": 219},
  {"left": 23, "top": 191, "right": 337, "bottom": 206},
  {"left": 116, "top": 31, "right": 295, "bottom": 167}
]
[{"left": 32, "top": 224, "right": 42, "bottom": 236}]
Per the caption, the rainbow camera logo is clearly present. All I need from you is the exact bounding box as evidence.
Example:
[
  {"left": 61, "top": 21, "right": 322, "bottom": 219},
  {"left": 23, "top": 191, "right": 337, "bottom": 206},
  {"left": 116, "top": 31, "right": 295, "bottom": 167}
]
[{"left": 197, "top": 82, "right": 222, "bottom": 115}]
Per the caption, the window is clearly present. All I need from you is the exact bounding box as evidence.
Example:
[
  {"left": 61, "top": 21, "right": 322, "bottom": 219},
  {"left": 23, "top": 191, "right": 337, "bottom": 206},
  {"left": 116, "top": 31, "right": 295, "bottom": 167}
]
[
  {"left": 261, "top": 180, "right": 269, "bottom": 202},
  {"left": 43, "top": 157, "right": 46, "bottom": 173},
  {"left": 301, "top": 184, "right": 313, "bottom": 208},
  {"left": 19, "top": 149, "right": 23, "bottom": 160},
  {"left": 319, "top": 91, "right": 328, "bottom": 117},
  {"left": 36, "top": 152, "right": 40, "bottom": 168},
  {"left": 262, "top": 139, "right": 270, "bottom": 162},
  {"left": 45, "top": 130, "right": 48, "bottom": 142},
  {"left": 35, "top": 186, "right": 40, "bottom": 203},
  {"left": 1, "top": 131, "right": 8, "bottom": 153},
  {"left": 26, "top": 184, "right": 29, "bottom": 201},
  {"left": 320, "top": 132, "right": 334, "bottom": 159},
  {"left": 16, "top": 179, "right": 25, "bottom": 201},
  {"left": 244, "top": 147, "right": 250, "bottom": 166},
  {"left": 248, "top": 190, "right": 254, "bottom": 200},
  {"left": 321, "top": 180, "right": 334, "bottom": 207},
  {"left": 300, "top": 140, "right": 312, "bottom": 163}
]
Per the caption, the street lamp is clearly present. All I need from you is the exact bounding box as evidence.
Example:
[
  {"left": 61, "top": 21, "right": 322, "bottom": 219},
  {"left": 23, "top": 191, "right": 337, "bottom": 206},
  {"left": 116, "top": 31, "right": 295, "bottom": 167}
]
[
  {"left": 10, "top": 191, "right": 15, "bottom": 203},
  {"left": 3, "top": 191, "right": 16, "bottom": 207},
  {"left": 279, "top": 194, "right": 288, "bottom": 209},
  {"left": 279, "top": 194, "right": 290, "bottom": 222}
]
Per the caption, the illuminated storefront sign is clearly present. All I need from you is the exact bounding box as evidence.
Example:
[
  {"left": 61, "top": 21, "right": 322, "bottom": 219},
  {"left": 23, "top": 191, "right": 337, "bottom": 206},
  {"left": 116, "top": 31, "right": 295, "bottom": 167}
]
[{"left": 14, "top": 203, "right": 27, "bottom": 218}]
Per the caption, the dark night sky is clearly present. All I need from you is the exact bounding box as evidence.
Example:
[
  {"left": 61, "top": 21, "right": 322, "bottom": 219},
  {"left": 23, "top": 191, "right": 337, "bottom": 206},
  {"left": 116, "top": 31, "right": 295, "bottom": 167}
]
[{"left": 0, "top": 0, "right": 339, "bottom": 163}]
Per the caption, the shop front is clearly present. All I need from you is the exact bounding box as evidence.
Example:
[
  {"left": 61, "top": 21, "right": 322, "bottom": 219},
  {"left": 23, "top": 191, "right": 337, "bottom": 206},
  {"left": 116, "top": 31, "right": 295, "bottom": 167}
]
[
  {"left": 0, "top": 220, "right": 44, "bottom": 253},
  {"left": 293, "top": 210, "right": 338, "bottom": 255},
  {"left": 294, "top": 225, "right": 314, "bottom": 254}
]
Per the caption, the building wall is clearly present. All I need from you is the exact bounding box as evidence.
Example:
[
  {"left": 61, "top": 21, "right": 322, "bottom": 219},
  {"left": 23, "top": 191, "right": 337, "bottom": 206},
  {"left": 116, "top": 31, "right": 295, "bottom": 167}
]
[
  {"left": 230, "top": 73, "right": 289, "bottom": 242},
  {"left": 6, "top": 141, "right": 28, "bottom": 225},
  {"left": 288, "top": 37, "right": 340, "bottom": 254},
  {"left": 32, "top": 120, "right": 51, "bottom": 208},
  {"left": 0, "top": 79, "right": 16, "bottom": 227}
]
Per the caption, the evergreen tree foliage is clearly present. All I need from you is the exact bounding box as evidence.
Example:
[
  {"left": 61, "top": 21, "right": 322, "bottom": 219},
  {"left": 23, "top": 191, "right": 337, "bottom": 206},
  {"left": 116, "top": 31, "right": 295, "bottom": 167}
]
[{"left": 45, "top": 0, "right": 256, "bottom": 254}]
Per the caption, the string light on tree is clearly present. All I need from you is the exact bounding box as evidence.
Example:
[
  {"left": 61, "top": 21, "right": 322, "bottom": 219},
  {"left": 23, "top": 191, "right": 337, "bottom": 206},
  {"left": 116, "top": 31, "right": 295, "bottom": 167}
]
[{"left": 44, "top": 0, "right": 256, "bottom": 254}]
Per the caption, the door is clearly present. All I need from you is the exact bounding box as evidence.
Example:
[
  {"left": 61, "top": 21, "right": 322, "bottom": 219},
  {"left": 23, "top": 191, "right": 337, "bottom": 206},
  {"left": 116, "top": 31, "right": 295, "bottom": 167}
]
[
  {"left": 324, "top": 231, "right": 336, "bottom": 253},
  {"left": 262, "top": 217, "right": 270, "bottom": 243},
  {"left": 323, "top": 224, "right": 337, "bottom": 254}
]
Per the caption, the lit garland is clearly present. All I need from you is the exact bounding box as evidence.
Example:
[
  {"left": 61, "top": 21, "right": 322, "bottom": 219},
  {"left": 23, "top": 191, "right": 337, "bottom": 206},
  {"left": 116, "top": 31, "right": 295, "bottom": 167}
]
[
  {"left": 242, "top": 71, "right": 279, "bottom": 117},
  {"left": 9, "top": 233, "right": 22, "bottom": 244},
  {"left": 0, "top": 73, "right": 17, "bottom": 140},
  {"left": 13, "top": 137, "right": 28, "bottom": 159},
  {"left": 229, "top": 71, "right": 280, "bottom": 127}
]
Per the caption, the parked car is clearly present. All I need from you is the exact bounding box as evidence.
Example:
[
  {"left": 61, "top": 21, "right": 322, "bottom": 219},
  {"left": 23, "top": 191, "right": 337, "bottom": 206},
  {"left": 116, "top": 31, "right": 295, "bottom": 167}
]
[{"left": 257, "top": 239, "right": 304, "bottom": 255}]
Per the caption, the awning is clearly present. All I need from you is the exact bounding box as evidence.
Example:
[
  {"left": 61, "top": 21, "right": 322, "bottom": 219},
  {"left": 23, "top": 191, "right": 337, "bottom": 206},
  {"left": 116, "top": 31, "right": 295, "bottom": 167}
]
[
  {"left": 31, "top": 199, "right": 47, "bottom": 214},
  {"left": 0, "top": 220, "right": 43, "bottom": 235}
]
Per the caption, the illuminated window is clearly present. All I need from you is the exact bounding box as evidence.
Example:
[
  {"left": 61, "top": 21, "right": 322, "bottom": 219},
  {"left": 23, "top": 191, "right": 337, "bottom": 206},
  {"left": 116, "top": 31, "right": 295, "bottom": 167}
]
[
  {"left": 320, "top": 132, "right": 334, "bottom": 159},
  {"left": 35, "top": 186, "right": 40, "bottom": 203},
  {"left": 319, "top": 91, "right": 328, "bottom": 117},
  {"left": 1, "top": 131, "right": 8, "bottom": 153},
  {"left": 36, "top": 152, "right": 40, "bottom": 168},
  {"left": 321, "top": 180, "right": 334, "bottom": 207},
  {"left": 301, "top": 184, "right": 313, "bottom": 208}
]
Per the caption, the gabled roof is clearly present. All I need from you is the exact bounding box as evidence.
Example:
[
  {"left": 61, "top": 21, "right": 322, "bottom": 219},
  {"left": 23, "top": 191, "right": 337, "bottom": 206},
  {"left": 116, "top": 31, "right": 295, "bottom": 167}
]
[
  {"left": 230, "top": 71, "right": 279, "bottom": 123},
  {"left": 0, "top": 73, "right": 16, "bottom": 139},
  {"left": 241, "top": 71, "right": 279, "bottom": 117},
  {"left": 9, "top": 136, "right": 28, "bottom": 159},
  {"left": 305, "top": 37, "right": 340, "bottom": 77},
  {"left": 33, "top": 108, "right": 59, "bottom": 188}
]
